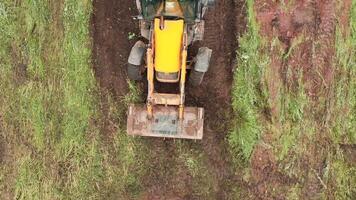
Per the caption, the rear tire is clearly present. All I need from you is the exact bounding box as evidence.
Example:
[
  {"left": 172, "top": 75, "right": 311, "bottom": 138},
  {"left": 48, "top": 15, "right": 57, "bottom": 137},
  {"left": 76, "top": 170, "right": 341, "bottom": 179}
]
[
  {"left": 128, "top": 40, "right": 145, "bottom": 81},
  {"left": 189, "top": 70, "right": 205, "bottom": 86},
  {"left": 140, "top": 21, "right": 150, "bottom": 40},
  {"left": 127, "top": 64, "right": 142, "bottom": 81}
]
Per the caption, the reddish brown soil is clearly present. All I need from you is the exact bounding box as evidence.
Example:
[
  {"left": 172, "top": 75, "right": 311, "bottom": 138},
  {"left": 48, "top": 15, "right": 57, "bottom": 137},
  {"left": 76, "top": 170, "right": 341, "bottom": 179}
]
[
  {"left": 250, "top": 143, "right": 297, "bottom": 200},
  {"left": 91, "top": 0, "right": 246, "bottom": 199},
  {"left": 340, "top": 144, "right": 356, "bottom": 165},
  {"left": 255, "top": 0, "right": 336, "bottom": 100},
  {"left": 250, "top": 0, "right": 346, "bottom": 199}
]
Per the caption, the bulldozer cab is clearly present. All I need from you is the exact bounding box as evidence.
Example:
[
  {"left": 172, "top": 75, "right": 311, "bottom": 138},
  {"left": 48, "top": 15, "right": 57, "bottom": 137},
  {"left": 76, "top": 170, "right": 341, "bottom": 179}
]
[{"left": 139, "top": 0, "right": 198, "bottom": 22}]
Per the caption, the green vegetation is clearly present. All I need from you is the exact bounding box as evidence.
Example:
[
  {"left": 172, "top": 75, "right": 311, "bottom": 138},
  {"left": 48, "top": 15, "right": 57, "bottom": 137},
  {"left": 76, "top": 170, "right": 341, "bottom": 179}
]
[
  {"left": 327, "top": 1, "right": 356, "bottom": 198},
  {"left": 0, "top": 1, "right": 146, "bottom": 199},
  {"left": 176, "top": 142, "right": 215, "bottom": 199},
  {"left": 331, "top": 1, "right": 356, "bottom": 144},
  {"left": 229, "top": 0, "right": 268, "bottom": 161},
  {"left": 330, "top": 149, "right": 356, "bottom": 199},
  {"left": 0, "top": 0, "right": 354, "bottom": 199},
  {"left": 229, "top": 0, "right": 355, "bottom": 199},
  {"left": 276, "top": 79, "right": 308, "bottom": 160},
  {"left": 0, "top": 1, "right": 226, "bottom": 199}
]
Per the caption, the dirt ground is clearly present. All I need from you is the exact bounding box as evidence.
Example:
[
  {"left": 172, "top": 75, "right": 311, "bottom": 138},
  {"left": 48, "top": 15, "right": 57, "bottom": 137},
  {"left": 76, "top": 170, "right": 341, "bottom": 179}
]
[
  {"left": 91, "top": 0, "right": 353, "bottom": 199},
  {"left": 91, "top": 0, "right": 246, "bottom": 199}
]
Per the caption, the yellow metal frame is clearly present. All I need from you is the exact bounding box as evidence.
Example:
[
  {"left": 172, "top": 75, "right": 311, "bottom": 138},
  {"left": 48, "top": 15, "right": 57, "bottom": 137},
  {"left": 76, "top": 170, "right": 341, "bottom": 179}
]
[
  {"left": 179, "top": 31, "right": 187, "bottom": 119},
  {"left": 146, "top": 37, "right": 155, "bottom": 119},
  {"left": 153, "top": 18, "right": 184, "bottom": 73},
  {"left": 146, "top": 17, "right": 188, "bottom": 120}
]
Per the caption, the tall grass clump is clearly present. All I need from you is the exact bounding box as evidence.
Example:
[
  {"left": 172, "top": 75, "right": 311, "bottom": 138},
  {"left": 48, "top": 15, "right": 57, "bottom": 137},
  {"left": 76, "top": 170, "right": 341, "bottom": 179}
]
[
  {"left": 54, "top": 0, "right": 105, "bottom": 198},
  {"left": 58, "top": 0, "right": 96, "bottom": 157},
  {"left": 0, "top": 1, "right": 64, "bottom": 198},
  {"left": 348, "top": 0, "right": 356, "bottom": 141},
  {"left": 327, "top": 1, "right": 356, "bottom": 198},
  {"left": 97, "top": 92, "right": 149, "bottom": 199},
  {"left": 276, "top": 78, "right": 308, "bottom": 160},
  {"left": 0, "top": 0, "right": 150, "bottom": 198},
  {"left": 331, "top": 0, "right": 356, "bottom": 144},
  {"left": 0, "top": 1, "right": 16, "bottom": 140},
  {"left": 229, "top": 0, "right": 269, "bottom": 161}
]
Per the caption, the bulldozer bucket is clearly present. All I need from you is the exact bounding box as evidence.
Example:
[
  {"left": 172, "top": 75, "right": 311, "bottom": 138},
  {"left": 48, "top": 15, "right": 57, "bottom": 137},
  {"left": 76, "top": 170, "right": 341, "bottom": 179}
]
[{"left": 127, "top": 104, "right": 204, "bottom": 139}]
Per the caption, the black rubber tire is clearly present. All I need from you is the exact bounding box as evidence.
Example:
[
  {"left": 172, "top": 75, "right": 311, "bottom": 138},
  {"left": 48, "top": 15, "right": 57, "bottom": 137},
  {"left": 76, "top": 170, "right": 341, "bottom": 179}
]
[
  {"left": 189, "top": 70, "right": 205, "bottom": 86},
  {"left": 127, "top": 64, "right": 142, "bottom": 81}
]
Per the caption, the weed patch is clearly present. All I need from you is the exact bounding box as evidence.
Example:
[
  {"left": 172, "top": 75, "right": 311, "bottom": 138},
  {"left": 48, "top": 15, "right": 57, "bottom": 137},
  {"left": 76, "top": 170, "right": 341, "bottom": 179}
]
[{"left": 229, "top": 0, "right": 268, "bottom": 162}]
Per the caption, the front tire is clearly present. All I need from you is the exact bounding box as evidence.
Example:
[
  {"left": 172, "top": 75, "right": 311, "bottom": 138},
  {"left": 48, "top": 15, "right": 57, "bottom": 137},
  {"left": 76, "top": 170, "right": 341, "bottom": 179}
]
[
  {"left": 127, "top": 64, "right": 142, "bottom": 81},
  {"left": 189, "top": 47, "right": 212, "bottom": 86},
  {"left": 128, "top": 40, "right": 146, "bottom": 81},
  {"left": 189, "top": 70, "right": 205, "bottom": 86}
]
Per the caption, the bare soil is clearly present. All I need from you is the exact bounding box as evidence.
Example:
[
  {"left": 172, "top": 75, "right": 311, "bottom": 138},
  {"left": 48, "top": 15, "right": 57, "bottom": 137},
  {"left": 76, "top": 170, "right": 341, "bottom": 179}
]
[
  {"left": 340, "top": 144, "right": 356, "bottom": 165},
  {"left": 250, "top": 143, "right": 297, "bottom": 200},
  {"left": 91, "top": 0, "right": 137, "bottom": 97},
  {"left": 91, "top": 0, "right": 246, "bottom": 199}
]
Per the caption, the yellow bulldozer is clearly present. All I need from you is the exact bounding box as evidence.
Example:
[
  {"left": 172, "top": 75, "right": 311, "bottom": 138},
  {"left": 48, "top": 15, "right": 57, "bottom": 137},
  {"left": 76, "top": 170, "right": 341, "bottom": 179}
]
[{"left": 127, "top": 0, "right": 214, "bottom": 139}]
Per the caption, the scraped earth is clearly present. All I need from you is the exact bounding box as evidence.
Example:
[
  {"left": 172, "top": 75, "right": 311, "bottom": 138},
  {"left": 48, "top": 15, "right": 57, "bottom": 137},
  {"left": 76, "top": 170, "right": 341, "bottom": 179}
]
[{"left": 91, "top": 0, "right": 246, "bottom": 199}]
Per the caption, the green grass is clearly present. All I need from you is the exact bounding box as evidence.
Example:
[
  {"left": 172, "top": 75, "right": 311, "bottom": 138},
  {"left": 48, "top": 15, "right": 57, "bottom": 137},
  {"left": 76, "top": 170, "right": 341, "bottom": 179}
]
[
  {"left": 273, "top": 1, "right": 356, "bottom": 196},
  {"left": 330, "top": 1, "right": 356, "bottom": 144},
  {"left": 329, "top": 148, "right": 356, "bottom": 199},
  {"left": 229, "top": 0, "right": 269, "bottom": 162},
  {"left": 326, "top": 0, "right": 356, "bottom": 198},
  {"left": 1, "top": 0, "right": 354, "bottom": 199},
  {"left": 176, "top": 142, "right": 215, "bottom": 199},
  {"left": 0, "top": 0, "right": 148, "bottom": 199},
  {"left": 230, "top": 0, "right": 355, "bottom": 199},
  {"left": 0, "top": 0, "right": 105, "bottom": 198},
  {"left": 276, "top": 83, "right": 308, "bottom": 160},
  {"left": 99, "top": 92, "right": 148, "bottom": 199},
  {"left": 58, "top": 0, "right": 96, "bottom": 158},
  {"left": 124, "top": 80, "right": 143, "bottom": 105}
]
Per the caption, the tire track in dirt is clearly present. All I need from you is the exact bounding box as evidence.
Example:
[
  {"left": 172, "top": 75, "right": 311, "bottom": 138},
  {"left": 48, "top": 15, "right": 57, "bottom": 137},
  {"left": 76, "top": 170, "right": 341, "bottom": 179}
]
[
  {"left": 91, "top": 0, "right": 246, "bottom": 198},
  {"left": 91, "top": 0, "right": 138, "bottom": 97},
  {"left": 91, "top": 0, "right": 139, "bottom": 136},
  {"left": 185, "top": 0, "right": 247, "bottom": 198}
]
